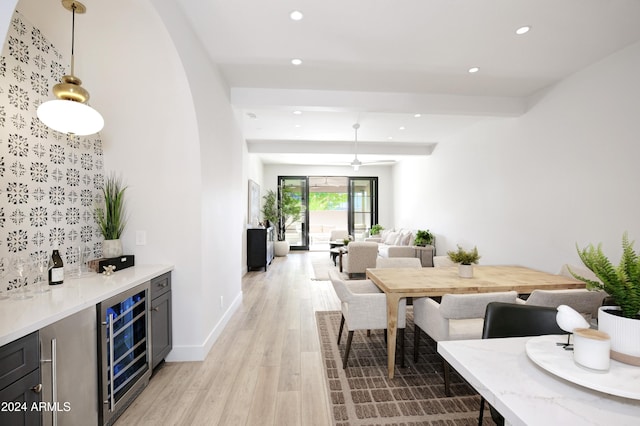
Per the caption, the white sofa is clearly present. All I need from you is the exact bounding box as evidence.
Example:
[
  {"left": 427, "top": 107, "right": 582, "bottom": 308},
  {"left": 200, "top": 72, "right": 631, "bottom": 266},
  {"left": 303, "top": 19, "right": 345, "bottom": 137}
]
[{"left": 366, "top": 229, "right": 434, "bottom": 266}]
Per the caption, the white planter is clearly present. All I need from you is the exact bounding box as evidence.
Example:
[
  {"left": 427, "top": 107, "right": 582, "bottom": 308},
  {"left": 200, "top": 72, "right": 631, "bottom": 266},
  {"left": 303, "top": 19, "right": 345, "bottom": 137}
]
[
  {"left": 274, "top": 240, "right": 290, "bottom": 257},
  {"left": 597, "top": 306, "right": 640, "bottom": 366},
  {"left": 458, "top": 264, "right": 473, "bottom": 278},
  {"left": 102, "top": 239, "right": 123, "bottom": 258}
]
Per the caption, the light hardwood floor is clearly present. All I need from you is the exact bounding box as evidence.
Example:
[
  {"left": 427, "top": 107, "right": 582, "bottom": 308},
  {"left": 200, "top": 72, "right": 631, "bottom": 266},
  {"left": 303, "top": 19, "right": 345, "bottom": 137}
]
[{"left": 116, "top": 252, "right": 340, "bottom": 425}]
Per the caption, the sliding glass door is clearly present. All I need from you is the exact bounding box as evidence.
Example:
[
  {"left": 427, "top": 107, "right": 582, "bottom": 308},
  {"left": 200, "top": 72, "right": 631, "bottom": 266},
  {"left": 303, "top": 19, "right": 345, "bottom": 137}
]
[
  {"left": 278, "top": 176, "right": 309, "bottom": 250},
  {"left": 348, "top": 177, "right": 378, "bottom": 241}
]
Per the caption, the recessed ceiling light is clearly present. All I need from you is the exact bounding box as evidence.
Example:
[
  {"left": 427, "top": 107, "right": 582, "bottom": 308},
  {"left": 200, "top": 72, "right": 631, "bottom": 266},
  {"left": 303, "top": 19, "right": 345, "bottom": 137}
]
[
  {"left": 293, "top": 110, "right": 302, "bottom": 115},
  {"left": 468, "top": 67, "right": 480, "bottom": 73},
  {"left": 388, "top": 136, "right": 393, "bottom": 140},
  {"left": 399, "top": 126, "right": 405, "bottom": 131},
  {"left": 291, "top": 58, "right": 302, "bottom": 66},
  {"left": 294, "top": 124, "right": 302, "bottom": 128},
  {"left": 516, "top": 26, "right": 531, "bottom": 35},
  {"left": 290, "top": 10, "right": 304, "bottom": 21},
  {"left": 414, "top": 113, "right": 422, "bottom": 118}
]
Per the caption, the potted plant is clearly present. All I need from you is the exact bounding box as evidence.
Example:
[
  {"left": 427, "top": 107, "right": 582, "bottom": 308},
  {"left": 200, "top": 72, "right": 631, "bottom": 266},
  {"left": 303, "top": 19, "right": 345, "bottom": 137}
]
[
  {"left": 264, "top": 185, "right": 302, "bottom": 256},
  {"left": 414, "top": 229, "right": 435, "bottom": 247},
  {"left": 447, "top": 245, "right": 480, "bottom": 278},
  {"left": 569, "top": 233, "right": 640, "bottom": 365},
  {"left": 261, "top": 190, "right": 277, "bottom": 229},
  {"left": 96, "top": 173, "right": 127, "bottom": 258},
  {"left": 370, "top": 224, "right": 384, "bottom": 236}
]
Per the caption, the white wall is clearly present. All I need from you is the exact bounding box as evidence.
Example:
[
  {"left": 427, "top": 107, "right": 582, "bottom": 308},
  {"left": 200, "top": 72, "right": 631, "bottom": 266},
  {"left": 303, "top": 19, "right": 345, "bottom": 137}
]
[
  {"left": 393, "top": 41, "right": 640, "bottom": 273},
  {"left": 11, "top": 0, "right": 245, "bottom": 361}
]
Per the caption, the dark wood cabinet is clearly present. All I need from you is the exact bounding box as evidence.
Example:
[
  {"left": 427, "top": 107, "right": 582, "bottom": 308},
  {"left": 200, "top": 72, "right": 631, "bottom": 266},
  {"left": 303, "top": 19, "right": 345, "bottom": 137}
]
[
  {"left": 247, "top": 227, "right": 274, "bottom": 271},
  {"left": 0, "top": 331, "right": 41, "bottom": 426},
  {"left": 150, "top": 272, "right": 172, "bottom": 370}
]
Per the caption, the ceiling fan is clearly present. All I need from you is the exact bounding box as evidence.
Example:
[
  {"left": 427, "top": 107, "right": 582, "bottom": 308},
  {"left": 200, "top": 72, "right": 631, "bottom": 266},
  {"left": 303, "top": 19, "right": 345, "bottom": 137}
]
[{"left": 349, "top": 123, "right": 395, "bottom": 171}]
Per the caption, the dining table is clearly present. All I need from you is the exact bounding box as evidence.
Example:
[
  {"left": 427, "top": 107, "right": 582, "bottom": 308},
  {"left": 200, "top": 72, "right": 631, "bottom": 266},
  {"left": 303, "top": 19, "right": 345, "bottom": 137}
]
[
  {"left": 365, "top": 265, "right": 585, "bottom": 378},
  {"left": 438, "top": 335, "right": 640, "bottom": 425}
]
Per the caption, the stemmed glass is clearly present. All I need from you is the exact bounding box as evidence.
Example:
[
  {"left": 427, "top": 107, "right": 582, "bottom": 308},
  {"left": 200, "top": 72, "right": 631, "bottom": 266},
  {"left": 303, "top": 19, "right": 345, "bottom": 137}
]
[
  {"left": 31, "top": 254, "right": 51, "bottom": 294},
  {"left": 10, "top": 255, "right": 33, "bottom": 300},
  {"left": 0, "top": 257, "right": 10, "bottom": 300}
]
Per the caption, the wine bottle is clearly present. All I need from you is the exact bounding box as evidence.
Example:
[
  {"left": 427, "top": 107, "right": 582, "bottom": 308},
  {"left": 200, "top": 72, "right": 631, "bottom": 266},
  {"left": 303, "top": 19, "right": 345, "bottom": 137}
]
[{"left": 48, "top": 242, "right": 64, "bottom": 285}]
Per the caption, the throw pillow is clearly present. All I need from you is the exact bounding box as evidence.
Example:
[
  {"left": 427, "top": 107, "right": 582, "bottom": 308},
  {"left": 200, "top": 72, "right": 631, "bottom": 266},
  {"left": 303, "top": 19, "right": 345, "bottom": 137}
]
[
  {"left": 399, "top": 232, "right": 412, "bottom": 246},
  {"left": 384, "top": 231, "right": 399, "bottom": 245}
]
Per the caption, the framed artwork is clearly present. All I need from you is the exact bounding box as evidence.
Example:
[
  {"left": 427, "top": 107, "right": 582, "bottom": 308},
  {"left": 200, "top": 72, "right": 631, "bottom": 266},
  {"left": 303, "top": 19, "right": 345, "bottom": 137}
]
[{"left": 248, "top": 179, "right": 261, "bottom": 226}]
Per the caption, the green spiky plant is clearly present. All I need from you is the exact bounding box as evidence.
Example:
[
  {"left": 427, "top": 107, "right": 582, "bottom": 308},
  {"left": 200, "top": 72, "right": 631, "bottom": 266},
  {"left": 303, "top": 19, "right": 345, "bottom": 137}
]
[
  {"left": 570, "top": 232, "right": 640, "bottom": 319},
  {"left": 96, "top": 174, "right": 128, "bottom": 240},
  {"left": 447, "top": 245, "right": 480, "bottom": 265},
  {"left": 370, "top": 224, "right": 384, "bottom": 236}
]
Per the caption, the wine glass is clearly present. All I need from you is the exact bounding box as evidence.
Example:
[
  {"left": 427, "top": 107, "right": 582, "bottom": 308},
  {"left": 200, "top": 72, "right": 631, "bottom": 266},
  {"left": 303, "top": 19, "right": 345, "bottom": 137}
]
[
  {"left": 0, "top": 257, "right": 10, "bottom": 300},
  {"left": 31, "top": 254, "right": 51, "bottom": 294},
  {"left": 10, "top": 255, "right": 33, "bottom": 300}
]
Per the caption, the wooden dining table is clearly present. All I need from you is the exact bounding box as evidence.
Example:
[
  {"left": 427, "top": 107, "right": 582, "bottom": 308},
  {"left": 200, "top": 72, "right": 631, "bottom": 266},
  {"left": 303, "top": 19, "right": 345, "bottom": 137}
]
[{"left": 365, "top": 265, "right": 585, "bottom": 378}]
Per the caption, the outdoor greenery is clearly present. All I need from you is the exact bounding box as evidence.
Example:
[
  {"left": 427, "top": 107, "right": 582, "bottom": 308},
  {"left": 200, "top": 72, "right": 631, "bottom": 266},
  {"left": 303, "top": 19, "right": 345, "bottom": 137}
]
[
  {"left": 370, "top": 224, "right": 384, "bottom": 235},
  {"left": 309, "top": 192, "right": 347, "bottom": 211},
  {"left": 96, "top": 173, "right": 127, "bottom": 240},
  {"left": 447, "top": 245, "right": 480, "bottom": 265},
  {"left": 570, "top": 233, "right": 640, "bottom": 319},
  {"left": 414, "top": 229, "right": 434, "bottom": 246}
]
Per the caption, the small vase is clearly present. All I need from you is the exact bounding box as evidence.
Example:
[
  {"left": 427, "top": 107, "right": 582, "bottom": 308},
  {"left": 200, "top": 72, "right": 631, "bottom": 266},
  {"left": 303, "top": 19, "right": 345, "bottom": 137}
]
[
  {"left": 458, "top": 264, "right": 473, "bottom": 278},
  {"left": 102, "top": 239, "right": 123, "bottom": 258}
]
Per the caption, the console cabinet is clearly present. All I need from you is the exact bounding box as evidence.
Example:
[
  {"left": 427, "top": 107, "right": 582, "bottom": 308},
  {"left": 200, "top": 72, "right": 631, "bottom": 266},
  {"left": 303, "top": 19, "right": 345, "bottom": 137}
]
[{"left": 247, "top": 227, "right": 274, "bottom": 271}]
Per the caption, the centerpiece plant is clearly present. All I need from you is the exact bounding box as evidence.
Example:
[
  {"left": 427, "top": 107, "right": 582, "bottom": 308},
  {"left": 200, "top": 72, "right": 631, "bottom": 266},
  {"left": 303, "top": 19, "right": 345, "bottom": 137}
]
[
  {"left": 569, "top": 233, "right": 640, "bottom": 365},
  {"left": 447, "top": 245, "right": 480, "bottom": 278},
  {"left": 570, "top": 232, "right": 640, "bottom": 319}
]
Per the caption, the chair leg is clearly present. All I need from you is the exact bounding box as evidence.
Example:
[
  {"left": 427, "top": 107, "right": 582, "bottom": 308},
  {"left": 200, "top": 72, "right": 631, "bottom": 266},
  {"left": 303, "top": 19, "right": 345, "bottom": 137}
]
[
  {"left": 443, "top": 359, "right": 452, "bottom": 396},
  {"left": 399, "top": 328, "right": 405, "bottom": 368},
  {"left": 343, "top": 330, "right": 354, "bottom": 369},
  {"left": 338, "top": 315, "right": 345, "bottom": 345},
  {"left": 413, "top": 324, "right": 421, "bottom": 363},
  {"left": 478, "top": 397, "right": 485, "bottom": 426}
]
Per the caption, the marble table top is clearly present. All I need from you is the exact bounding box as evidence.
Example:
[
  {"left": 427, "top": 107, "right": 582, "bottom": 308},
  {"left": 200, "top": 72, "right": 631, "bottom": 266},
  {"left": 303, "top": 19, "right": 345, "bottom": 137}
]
[{"left": 438, "top": 336, "right": 640, "bottom": 426}]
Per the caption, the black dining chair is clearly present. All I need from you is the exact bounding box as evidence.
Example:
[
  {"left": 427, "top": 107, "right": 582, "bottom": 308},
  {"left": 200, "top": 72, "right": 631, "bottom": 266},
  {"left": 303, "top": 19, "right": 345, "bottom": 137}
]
[{"left": 478, "top": 302, "right": 567, "bottom": 426}]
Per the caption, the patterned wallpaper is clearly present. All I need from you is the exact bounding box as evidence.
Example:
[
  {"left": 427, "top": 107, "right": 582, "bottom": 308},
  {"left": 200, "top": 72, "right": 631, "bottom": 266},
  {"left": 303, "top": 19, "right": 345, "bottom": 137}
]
[{"left": 0, "top": 10, "right": 105, "bottom": 292}]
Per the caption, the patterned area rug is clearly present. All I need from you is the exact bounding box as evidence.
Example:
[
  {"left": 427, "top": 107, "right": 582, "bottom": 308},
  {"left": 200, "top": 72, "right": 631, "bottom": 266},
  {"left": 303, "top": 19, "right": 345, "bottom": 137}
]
[{"left": 316, "top": 310, "right": 494, "bottom": 425}]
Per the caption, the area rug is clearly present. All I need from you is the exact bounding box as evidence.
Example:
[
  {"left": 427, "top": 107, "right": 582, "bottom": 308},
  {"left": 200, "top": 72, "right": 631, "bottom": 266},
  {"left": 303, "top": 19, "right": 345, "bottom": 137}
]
[
  {"left": 316, "top": 310, "right": 493, "bottom": 425},
  {"left": 311, "top": 252, "right": 341, "bottom": 281}
]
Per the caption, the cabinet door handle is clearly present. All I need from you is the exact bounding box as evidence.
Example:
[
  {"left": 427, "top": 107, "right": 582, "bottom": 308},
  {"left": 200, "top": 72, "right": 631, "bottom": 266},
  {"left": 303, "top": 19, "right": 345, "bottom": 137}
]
[
  {"left": 31, "top": 383, "right": 42, "bottom": 393},
  {"left": 151, "top": 307, "right": 160, "bottom": 312},
  {"left": 107, "top": 313, "right": 115, "bottom": 411}
]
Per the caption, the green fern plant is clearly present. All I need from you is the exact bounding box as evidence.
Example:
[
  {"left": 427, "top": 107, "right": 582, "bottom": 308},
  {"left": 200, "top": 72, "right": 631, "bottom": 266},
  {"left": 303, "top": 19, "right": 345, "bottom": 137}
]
[
  {"left": 447, "top": 245, "right": 480, "bottom": 265},
  {"left": 570, "top": 232, "right": 640, "bottom": 319},
  {"left": 96, "top": 174, "right": 128, "bottom": 240}
]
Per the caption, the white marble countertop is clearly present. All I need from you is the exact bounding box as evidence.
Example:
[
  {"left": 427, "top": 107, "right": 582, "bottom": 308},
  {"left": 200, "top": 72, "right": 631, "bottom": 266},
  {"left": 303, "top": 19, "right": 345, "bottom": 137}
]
[
  {"left": 438, "top": 336, "right": 640, "bottom": 426},
  {"left": 0, "top": 264, "right": 173, "bottom": 347}
]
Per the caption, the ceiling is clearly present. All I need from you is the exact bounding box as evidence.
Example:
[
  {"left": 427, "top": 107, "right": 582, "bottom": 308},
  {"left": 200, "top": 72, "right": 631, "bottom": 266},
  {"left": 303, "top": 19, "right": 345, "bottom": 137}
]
[{"left": 177, "top": 0, "right": 640, "bottom": 166}]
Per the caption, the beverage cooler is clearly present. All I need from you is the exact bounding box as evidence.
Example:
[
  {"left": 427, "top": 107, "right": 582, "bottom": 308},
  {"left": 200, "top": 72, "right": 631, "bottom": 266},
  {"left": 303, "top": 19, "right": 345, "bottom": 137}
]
[{"left": 97, "top": 282, "right": 151, "bottom": 426}]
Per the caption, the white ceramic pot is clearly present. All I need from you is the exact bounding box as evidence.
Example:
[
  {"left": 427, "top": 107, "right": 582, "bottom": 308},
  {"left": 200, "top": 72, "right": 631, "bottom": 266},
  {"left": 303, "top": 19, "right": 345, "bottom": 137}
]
[
  {"left": 458, "top": 264, "right": 473, "bottom": 278},
  {"left": 274, "top": 240, "right": 290, "bottom": 257},
  {"left": 102, "top": 239, "right": 123, "bottom": 258},
  {"left": 597, "top": 306, "right": 640, "bottom": 366}
]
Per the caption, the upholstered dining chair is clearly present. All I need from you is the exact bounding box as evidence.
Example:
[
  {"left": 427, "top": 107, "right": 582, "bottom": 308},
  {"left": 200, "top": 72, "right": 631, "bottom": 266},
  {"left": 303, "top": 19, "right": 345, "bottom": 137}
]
[
  {"left": 517, "top": 289, "right": 607, "bottom": 322},
  {"left": 433, "top": 255, "right": 456, "bottom": 267},
  {"left": 328, "top": 270, "right": 407, "bottom": 369},
  {"left": 412, "top": 291, "right": 518, "bottom": 396},
  {"left": 478, "top": 302, "right": 566, "bottom": 425}
]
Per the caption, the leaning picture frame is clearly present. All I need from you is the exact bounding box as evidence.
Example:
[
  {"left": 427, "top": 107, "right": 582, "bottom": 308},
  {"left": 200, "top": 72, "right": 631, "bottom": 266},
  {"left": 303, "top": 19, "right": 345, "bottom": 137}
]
[{"left": 248, "top": 179, "right": 260, "bottom": 227}]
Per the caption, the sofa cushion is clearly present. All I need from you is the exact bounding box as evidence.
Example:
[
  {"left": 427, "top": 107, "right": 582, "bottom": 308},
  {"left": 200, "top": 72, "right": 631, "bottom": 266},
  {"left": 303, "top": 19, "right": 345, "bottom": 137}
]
[
  {"left": 384, "top": 231, "right": 400, "bottom": 245},
  {"left": 399, "top": 232, "right": 412, "bottom": 246}
]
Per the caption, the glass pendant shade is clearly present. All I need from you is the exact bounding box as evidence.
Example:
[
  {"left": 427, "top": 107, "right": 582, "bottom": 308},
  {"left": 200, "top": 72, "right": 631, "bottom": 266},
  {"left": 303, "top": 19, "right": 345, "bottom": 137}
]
[{"left": 37, "top": 99, "right": 104, "bottom": 136}]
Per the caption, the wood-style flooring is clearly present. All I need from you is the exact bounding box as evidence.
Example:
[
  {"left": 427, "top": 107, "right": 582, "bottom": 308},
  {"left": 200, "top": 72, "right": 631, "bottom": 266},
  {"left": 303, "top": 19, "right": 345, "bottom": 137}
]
[{"left": 116, "top": 251, "right": 340, "bottom": 425}]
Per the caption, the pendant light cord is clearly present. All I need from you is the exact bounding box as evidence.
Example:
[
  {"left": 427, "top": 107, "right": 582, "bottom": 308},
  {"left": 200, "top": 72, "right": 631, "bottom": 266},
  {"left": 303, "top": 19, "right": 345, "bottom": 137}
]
[{"left": 70, "top": 3, "right": 76, "bottom": 76}]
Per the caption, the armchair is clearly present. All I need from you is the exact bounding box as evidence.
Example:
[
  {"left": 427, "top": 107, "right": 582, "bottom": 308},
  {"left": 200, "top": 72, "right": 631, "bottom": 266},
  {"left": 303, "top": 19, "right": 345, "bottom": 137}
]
[
  {"left": 341, "top": 241, "right": 379, "bottom": 278},
  {"left": 413, "top": 291, "right": 518, "bottom": 395}
]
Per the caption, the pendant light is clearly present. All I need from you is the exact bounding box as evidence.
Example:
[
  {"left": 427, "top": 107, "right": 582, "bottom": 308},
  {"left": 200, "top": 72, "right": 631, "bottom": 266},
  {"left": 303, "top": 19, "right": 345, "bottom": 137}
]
[
  {"left": 351, "top": 123, "right": 362, "bottom": 171},
  {"left": 37, "top": 0, "right": 104, "bottom": 136}
]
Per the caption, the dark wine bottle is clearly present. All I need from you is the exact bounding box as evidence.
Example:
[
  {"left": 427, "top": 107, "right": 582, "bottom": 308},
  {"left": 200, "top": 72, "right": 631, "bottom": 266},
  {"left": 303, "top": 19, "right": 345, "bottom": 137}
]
[{"left": 48, "top": 241, "right": 64, "bottom": 285}]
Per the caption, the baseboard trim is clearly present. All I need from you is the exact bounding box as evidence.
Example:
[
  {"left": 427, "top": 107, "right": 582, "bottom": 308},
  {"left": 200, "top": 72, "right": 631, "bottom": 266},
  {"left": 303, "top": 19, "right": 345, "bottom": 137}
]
[{"left": 164, "top": 291, "right": 243, "bottom": 362}]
